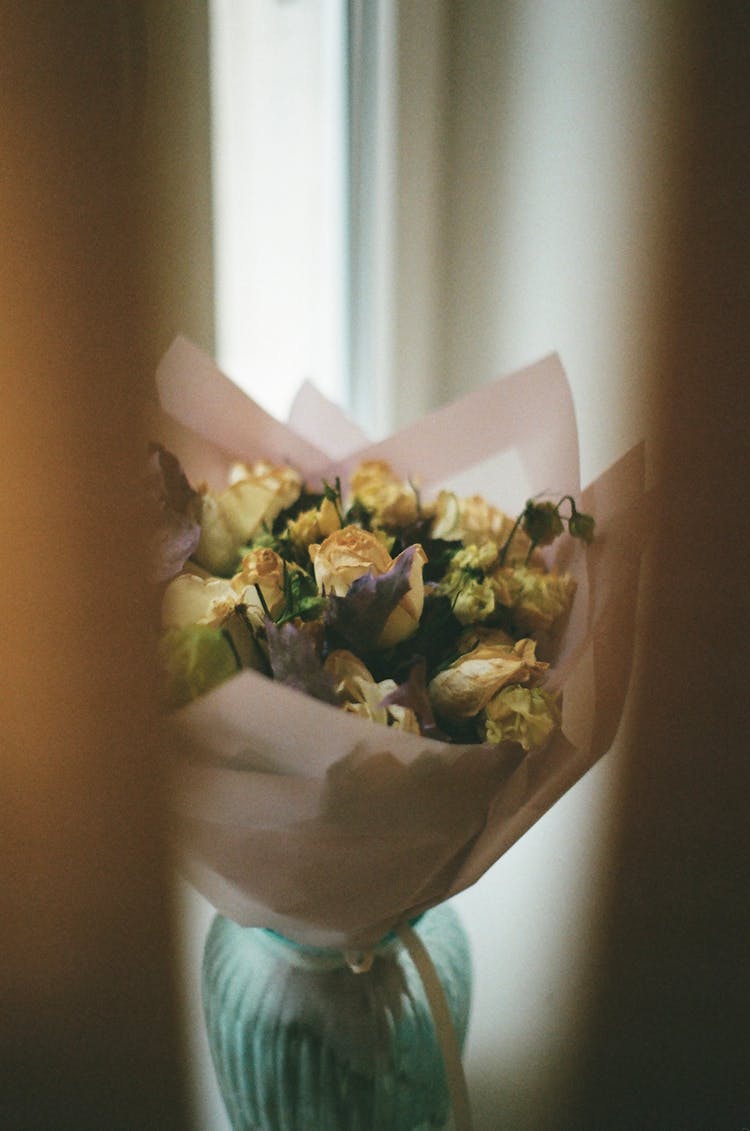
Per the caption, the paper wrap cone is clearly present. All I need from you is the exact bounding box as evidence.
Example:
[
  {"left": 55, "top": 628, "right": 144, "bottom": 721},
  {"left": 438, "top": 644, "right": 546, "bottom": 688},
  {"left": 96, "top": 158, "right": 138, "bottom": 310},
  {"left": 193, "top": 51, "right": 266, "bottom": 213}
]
[{"left": 157, "top": 338, "right": 648, "bottom": 950}]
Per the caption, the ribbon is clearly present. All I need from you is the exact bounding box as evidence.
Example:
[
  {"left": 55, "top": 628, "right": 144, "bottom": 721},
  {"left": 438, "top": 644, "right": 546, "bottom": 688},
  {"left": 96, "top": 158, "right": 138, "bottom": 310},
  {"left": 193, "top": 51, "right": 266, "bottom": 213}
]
[
  {"left": 396, "top": 922, "right": 474, "bottom": 1131},
  {"left": 345, "top": 923, "right": 474, "bottom": 1131}
]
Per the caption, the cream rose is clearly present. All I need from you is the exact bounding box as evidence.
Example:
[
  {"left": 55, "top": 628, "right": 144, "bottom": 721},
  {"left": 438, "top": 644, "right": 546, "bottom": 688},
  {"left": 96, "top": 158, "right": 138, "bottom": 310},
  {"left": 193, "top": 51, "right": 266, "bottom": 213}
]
[
  {"left": 309, "top": 526, "right": 427, "bottom": 647},
  {"left": 231, "top": 547, "right": 291, "bottom": 620},
  {"left": 428, "top": 637, "right": 548, "bottom": 719},
  {"left": 194, "top": 460, "right": 303, "bottom": 575},
  {"left": 349, "top": 459, "right": 419, "bottom": 529}
]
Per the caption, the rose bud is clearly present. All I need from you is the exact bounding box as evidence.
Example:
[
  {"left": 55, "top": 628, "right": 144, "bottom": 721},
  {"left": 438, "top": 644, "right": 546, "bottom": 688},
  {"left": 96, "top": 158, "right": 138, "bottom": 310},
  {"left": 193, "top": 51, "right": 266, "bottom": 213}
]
[
  {"left": 232, "top": 547, "right": 292, "bottom": 621},
  {"left": 429, "top": 638, "right": 548, "bottom": 720}
]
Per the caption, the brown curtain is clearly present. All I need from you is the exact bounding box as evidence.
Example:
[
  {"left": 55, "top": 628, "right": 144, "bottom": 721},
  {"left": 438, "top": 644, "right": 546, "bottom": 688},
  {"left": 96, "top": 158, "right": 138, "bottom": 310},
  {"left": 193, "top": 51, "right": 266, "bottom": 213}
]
[
  {"left": 0, "top": 4, "right": 211, "bottom": 1129},
  {"left": 563, "top": 6, "right": 750, "bottom": 1128}
]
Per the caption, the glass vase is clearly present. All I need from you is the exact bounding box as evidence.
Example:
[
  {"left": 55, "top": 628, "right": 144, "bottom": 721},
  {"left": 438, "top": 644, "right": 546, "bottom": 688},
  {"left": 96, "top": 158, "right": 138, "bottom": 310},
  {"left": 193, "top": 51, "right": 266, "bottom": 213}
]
[{"left": 202, "top": 902, "right": 471, "bottom": 1131}]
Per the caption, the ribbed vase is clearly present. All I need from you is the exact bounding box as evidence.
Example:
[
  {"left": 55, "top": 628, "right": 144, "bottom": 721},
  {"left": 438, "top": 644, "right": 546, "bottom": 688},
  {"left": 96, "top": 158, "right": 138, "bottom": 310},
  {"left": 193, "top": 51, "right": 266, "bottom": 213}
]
[{"left": 202, "top": 903, "right": 471, "bottom": 1131}]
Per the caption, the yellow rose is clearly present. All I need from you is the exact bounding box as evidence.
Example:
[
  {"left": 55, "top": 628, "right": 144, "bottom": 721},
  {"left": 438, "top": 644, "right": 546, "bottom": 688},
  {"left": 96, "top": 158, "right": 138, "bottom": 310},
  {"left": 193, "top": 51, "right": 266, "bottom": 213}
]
[
  {"left": 193, "top": 460, "right": 303, "bottom": 575},
  {"left": 231, "top": 547, "right": 291, "bottom": 620},
  {"left": 309, "top": 526, "right": 427, "bottom": 647},
  {"left": 429, "top": 638, "right": 548, "bottom": 719},
  {"left": 324, "top": 650, "right": 420, "bottom": 732},
  {"left": 287, "top": 496, "right": 341, "bottom": 553},
  {"left": 349, "top": 459, "right": 419, "bottom": 529},
  {"left": 491, "top": 565, "right": 576, "bottom": 633}
]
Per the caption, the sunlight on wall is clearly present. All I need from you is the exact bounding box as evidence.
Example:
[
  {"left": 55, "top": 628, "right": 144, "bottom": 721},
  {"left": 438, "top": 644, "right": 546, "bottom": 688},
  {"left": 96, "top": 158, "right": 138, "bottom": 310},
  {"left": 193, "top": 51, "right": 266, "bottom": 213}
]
[{"left": 210, "top": 0, "right": 348, "bottom": 421}]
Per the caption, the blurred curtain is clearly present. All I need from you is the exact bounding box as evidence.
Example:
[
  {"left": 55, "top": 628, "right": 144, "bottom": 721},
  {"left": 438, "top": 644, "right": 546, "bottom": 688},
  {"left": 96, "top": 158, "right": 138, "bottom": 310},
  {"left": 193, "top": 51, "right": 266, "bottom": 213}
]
[
  {"left": 563, "top": 5, "right": 750, "bottom": 1127},
  {"left": 0, "top": 4, "right": 212, "bottom": 1129}
]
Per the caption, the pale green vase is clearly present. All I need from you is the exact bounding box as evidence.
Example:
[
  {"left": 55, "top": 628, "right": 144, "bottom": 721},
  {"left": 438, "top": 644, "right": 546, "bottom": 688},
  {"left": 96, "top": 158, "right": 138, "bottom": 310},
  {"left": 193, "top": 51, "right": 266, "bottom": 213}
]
[{"left": 202, "top": 903, "right": 471, "bottom": 1131}]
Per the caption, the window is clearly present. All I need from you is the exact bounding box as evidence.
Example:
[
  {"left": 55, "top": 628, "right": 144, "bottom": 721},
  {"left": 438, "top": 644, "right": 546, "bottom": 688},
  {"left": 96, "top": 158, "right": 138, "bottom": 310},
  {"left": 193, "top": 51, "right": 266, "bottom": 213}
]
[{"left": 209, "top": 0, "right": 348, "bottom": 421}]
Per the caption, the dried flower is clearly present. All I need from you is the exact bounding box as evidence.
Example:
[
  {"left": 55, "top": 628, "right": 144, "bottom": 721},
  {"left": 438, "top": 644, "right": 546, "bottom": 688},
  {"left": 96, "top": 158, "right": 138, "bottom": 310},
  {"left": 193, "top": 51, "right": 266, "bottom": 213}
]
[
  {"left": 491, "top": 566, "right": 576, "bottom": 634},
  {"left": 429, "top": 638, "right": 548, "bottom": 719},
  {"left": 431, "top": 491, "right": 530, "bottom": 561},
  {"left": 483, "top": 684, "right": 561, "bottom": 753},
  {"left": 349, "top": 460, "right": 419, "bottom": 529},
  {"left": 287, "top": 496, "right": 341, "bottom": 553}
]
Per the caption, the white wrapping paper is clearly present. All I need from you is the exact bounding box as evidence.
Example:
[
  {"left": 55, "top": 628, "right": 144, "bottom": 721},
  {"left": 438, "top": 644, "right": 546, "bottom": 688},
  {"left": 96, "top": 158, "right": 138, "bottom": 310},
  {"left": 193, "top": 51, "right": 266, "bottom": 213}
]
[{"left": 157, "top": 337, "right": 647, "bottom": 950}]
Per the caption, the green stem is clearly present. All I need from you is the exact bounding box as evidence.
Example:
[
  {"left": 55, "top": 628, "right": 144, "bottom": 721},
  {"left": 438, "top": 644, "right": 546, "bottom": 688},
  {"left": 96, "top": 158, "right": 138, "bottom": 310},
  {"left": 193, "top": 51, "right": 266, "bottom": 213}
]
[
  {"left": 221, "top": 627, "right": 242, "bottom": 670},
  {"left": 499, "top": 512, "right": 524, "bottom": 567},
  {"left": 253, "top": 582, "right": 272, "bottom": 621}
]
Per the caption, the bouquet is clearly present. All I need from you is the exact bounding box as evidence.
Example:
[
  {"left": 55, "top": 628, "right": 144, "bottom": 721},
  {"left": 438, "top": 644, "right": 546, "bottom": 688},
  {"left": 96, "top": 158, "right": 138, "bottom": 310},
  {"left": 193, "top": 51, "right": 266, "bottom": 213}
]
[
  {"left": 152, "top": 338, "right": 647, "bottom": 953},
  {"left": 157, "top": 442, "right": 592, "bottom": 751}
]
